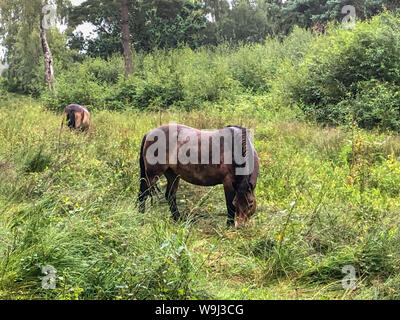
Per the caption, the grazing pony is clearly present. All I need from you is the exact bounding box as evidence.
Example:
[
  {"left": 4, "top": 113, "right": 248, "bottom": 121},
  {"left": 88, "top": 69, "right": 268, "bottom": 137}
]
[
  {"left": 138, "top": 124, "right": 259, "bottom": 228},
  {"left": 61, "top": 104, "right": 91, "bottom": 132}
]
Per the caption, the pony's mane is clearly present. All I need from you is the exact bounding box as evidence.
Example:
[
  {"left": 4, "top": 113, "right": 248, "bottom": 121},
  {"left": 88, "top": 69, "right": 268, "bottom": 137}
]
[
  {"left": 227, "top": 125, "right": 253, "bottom": 195},
  {"left": 227, "top": 125, "right": 248, "bottom": 158}
]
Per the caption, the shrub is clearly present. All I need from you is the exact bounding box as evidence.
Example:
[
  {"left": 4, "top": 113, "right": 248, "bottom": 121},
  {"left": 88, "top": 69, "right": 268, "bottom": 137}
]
[
  {"left": 228, "top": 42, "right": 281, "bottom": 93},
  {"left": 42, "top": 57, "right": 123, "bottom": 111},
  {"left": 176, "top": 48, "right": 240, "bottom": 109},
  {"left": 288, "top": 13, "right": 400, "bottom": 129},
  {"left": 43, "top": 47, "right": 242, "bottom": 111},
  {"left": 351, "top": 80, "right": 400, "bottom": 130}
]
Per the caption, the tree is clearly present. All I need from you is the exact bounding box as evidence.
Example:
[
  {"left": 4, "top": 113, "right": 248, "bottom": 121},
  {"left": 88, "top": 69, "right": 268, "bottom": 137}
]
[
  {"left": 203, "top": 0, "right": 231, "bottom": 23},
  {"left": 121, "top": 0, "right": 133, "bottom": 77},
  {"left": 68, "top": 0, "right": 207, "bottom": 56},
  {"left": 68, "top": 0, "right": 134, "bottom": 75},
  {"left": 204, "top": 0, "right": 286, "bottom": 44},
  {"left": 0, "top": 0, "right": 71, "bottom": 94},
  {"left": 282, "top": 0, "right": 400, "bottom": 33},
  {"left": 41, "top": 0, "right": 56, "bottom": 91}
]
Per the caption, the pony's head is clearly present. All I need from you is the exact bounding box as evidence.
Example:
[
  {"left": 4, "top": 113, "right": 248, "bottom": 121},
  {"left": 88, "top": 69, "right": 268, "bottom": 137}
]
[
  {"left": 233, "top": 177, "right": 257, "bottom": 229},
  {"left": 228, "top": 125, "right": 259, "bottom": 229}
]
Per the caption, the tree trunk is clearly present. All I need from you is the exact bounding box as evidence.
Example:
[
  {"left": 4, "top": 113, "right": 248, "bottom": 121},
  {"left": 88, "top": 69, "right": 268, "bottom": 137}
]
[
  {"left": 40, "top": 1, "right": 55, "bottom": 92},
  {"left": 121, "top": 0, "right": 133, "bottom": 78}
]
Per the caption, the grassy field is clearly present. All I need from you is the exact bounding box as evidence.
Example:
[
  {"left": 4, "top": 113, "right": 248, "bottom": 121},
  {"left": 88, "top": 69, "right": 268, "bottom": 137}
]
[{"left": 1, "top": 94, "right": 400, "bottom": 300}]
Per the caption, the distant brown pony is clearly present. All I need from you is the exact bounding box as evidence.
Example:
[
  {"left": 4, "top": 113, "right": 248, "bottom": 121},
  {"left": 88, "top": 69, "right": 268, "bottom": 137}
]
[
  {"left": 138, "top": 124, "right": 259, "bottom": 228},
  {"left": 61, "top": 104, "right": 91, "bottom": 132}
]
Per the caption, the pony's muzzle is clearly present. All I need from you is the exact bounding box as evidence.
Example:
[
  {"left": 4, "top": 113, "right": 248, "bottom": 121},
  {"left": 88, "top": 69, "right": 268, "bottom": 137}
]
[{"left": 234, "top": 217, "right": 247, "bottom": 229}]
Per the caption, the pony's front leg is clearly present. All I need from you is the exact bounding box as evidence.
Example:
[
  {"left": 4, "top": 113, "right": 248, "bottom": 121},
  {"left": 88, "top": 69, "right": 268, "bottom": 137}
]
[
  {"left": 138, "top": 178, "right": 150, "bottom": 214},
  {"left": 223, "top": 181, "right": 236, "bottom": 227}
]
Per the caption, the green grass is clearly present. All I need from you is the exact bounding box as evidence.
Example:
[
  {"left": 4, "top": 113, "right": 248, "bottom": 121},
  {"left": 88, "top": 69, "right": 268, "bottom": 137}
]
[{"left": 1, "top": 94, "right": 400, "bottom": 300}]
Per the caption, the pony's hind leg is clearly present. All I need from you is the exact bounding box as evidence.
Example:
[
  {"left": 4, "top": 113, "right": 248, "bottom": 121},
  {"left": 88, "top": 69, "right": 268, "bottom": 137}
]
[
  {"left": 138, "top": 174, "right": 160, "bottom": 213},
  {"left": 165, "top": 169, "right": 181, "bottom": 221}
]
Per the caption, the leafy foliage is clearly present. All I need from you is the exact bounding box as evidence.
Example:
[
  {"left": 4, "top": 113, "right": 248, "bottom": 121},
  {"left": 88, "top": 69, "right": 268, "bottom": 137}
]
[
  {"left": 0, "top": 0, "right": 76, "bottom": 95},
  {"left": 287, "top": 13, "right": 400, "bottom": 130},
  {"left": 68, "top": 0, "right": 208, "bottom": 56}
]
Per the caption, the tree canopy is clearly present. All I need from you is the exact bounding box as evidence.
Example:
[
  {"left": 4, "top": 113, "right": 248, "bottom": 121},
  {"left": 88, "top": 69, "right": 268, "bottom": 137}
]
[{"left": 1, "top": 0, "right": 399, "bottom": 94}]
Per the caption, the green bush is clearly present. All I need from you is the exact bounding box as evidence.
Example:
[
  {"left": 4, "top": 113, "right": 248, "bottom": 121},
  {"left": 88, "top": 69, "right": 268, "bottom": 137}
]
[
  {"left": 288, "top": 13, "right": 400, "bottom": 130},
  {"left": 228, "top": 42, "right": 281, "bottom": 93},
  {"left": 40, "top": 27, "right": 315, "bottom": 112},
  {"left": 176, "top": 48, "right": 240, "bottom": 109},
  {"left": 351, "top": 80, "right": 400, "bottom": 130},
  {"left": 40, "top": 12, "right": 400, "bottom": 131},
  {"left": 43, "top": 46, "right": 243, "bottom": 111},
  {"left": 3, "top": 30, "right": 78, "bottom": 97},
  {"left": 81, "top": 56, "right": 124, "bottom": 84},
  {"left": 42, "top": 57, "right": 123, "bottom": 111}
]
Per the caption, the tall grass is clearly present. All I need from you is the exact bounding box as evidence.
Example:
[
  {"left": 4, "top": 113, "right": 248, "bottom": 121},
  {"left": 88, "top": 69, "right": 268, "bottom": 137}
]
[
  {"left": 2, "top": 12, "right": 400, "bottom": 300},
  {"left": 1, "top": 95, "right": 400, "bottom": 299}
]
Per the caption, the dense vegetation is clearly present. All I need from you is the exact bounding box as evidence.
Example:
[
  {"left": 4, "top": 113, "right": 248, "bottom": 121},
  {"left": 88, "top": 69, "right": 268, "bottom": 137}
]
[
  {"left": 39, "top": 13, "right": 400, "bottom": 131},
  {"left": 1, "top": 92, "right": 400, "bottom": 299},
  {"left": 1, "top": 1, "right": 400, "bottom": 300}
]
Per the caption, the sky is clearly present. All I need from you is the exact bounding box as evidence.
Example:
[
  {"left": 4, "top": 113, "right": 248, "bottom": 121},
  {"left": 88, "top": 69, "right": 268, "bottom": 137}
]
[{"left": 68, "top": 0, "right": 96, "bottom": 38}]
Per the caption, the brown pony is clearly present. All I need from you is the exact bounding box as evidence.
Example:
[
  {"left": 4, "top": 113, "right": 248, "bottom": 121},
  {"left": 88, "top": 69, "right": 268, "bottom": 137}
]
[
  {"left": 138, "top": 124, "right": 259, "bottom": 228},
  {"left": 61, "top": 104, "right": 91, "bottom": 131}
]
